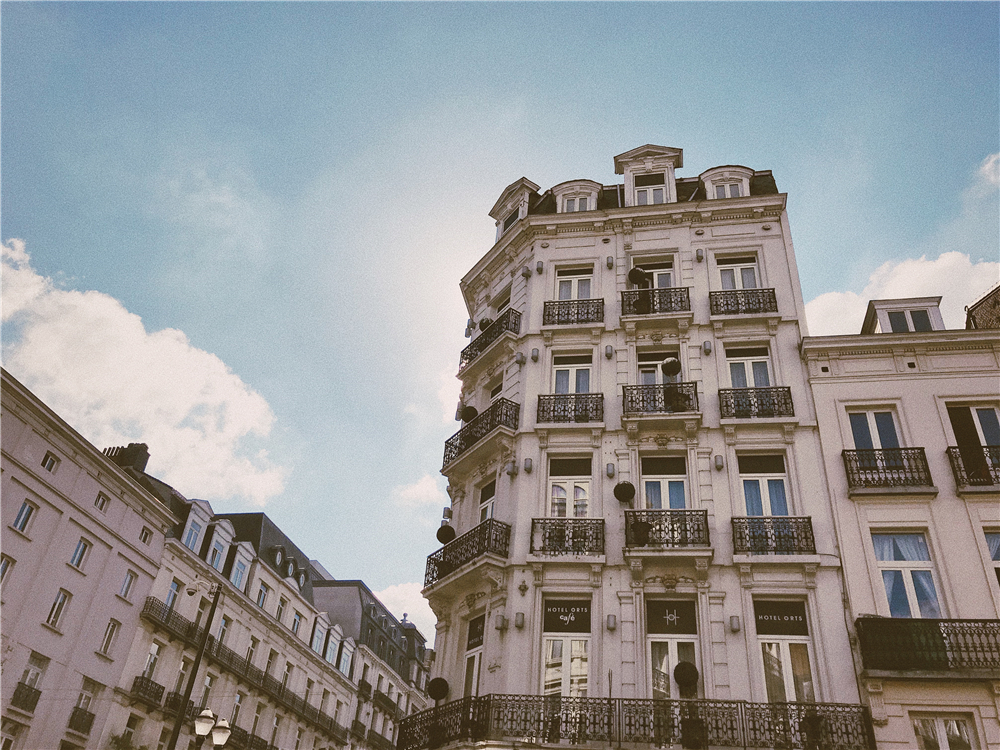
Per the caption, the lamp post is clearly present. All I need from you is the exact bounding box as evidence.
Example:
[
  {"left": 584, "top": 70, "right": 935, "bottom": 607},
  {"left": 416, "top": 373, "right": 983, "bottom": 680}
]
[
  {"left": 166, "top": 582, "right": 223, "bottom": 750},
  {"left": 194, "top": 708, "right": 232, "bottom": 749}
]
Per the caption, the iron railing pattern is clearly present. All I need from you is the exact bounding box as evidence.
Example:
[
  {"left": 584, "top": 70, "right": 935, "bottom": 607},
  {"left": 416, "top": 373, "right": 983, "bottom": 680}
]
[
  {"left": 543, "top": 299, "right": 605, "bottom": 325},
  {"left": 368, "top": 730, "right": 395, "bottom": 750},
  {"left": 621, "top": 288, "right": 691, "bottom": 316},
  {"left": 130, "top": 675, "right": 165, "bottom": 706},
  {"left": 530, "top": 519, "right": 605, "bottom": 556},
  {"left": 10, "top": 682, "right": 40, "bottom": 713},
  {"left": 163, "top": 691, "right": 196, "bottom": 719},
  {"left": 397, "top": 695, "right": 876, "bottom": 750},
  {"left": 442, "top": 398, "right": 519, "bottom": 468},
  {"left": 625, "top": 510, "right": 710, "bottom": 548},
  {"left": 537, "top": 394, "right": 604, "bottom": 423},
  {"left": 425, "top": 519, "right": 511, "bottom": 586},
  {"left": 622, "top": 383, "right": 699, "bottom": 415},
  {"left": 947, "top": 446, "right": 1000, "bottom": 488},
  {"left": 68, "top": 706, "right": 95, "bottom": 734},
  {"left": 459, "top": 309, "right": 521, "bottom": 372},
  {"left": 719, "top": 388, "right": 794, "bottom": 418},
  {"left": 732, "top": 517, "right": 816, "bottom": 555},
  {"left": 856, "top": 618, "right": 1000, "bottom": 671},
  {"left": 374, "top": 690, "right": 397, "bottom": 714},
  {"left": 842, "top": 448, "right": 932, "bottom": 488},
  {"left": 709, "top": 289, "right": 779, "bottom": 315}
]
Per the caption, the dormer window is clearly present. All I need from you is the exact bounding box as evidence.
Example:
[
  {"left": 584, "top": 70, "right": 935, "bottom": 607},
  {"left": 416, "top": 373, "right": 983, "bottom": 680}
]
[
  {"left": 714, "top": 182, "right": 743, "bottom": 199},
  {"left": 565, "top": 197, "right": 588, "bottom": 212},
  {"left": 862, "top": 297, "right": 945, "bottom": 334},
  {"left": 553, "top": 180, "right": 601, "bottom": 214},
  {"left": 635, "top": 173, "right": 666, "bottom": 205},
  {"left": 887, "top": 309, "right": 933, "bottom": 333},
  {"left": 502, "top": 209, "right": 519, "bottom": 235},
  {"left": 701, "top": 166, "right": 753, "bottom": 201}
]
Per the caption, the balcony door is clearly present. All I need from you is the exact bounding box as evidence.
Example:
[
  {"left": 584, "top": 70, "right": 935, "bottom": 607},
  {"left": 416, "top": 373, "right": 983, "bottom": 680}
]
[
  {"left": 550, "top": 458, "right": 591, "bottom": 518},
  {"left": 557, "top": 268, "right": 592, "bottom": 301},
  {"left": 641, "top": 457, "right": 687, "bottom": 510},
  {"left": 646, "top": 600, "right": 698, "bottom": 699},
  {"left": 871, "top": 533, "right": 942, "bottom": 618},
  {"left": 738, "top": 455, "right": 788, "bottom": 517},
  {"left": 638, "top": 351, "right": 681, "bottom": 385},
  {"left": 948, "top": 405, "right": 1000, "bottom": 482},
  {"left": 850, "top": 411, "right": 900, "bottom": 450},
  {"left": 718, "top": 256, "right": 758, "bottom": 290},
  {"left": 727, "top": 348, "right": 771, "bottom": 389},
  {"left": 542, "top": 600, "right": 590, "bottom": 697},
  {"left": 554, "top": 355, "right": 591, "bottom": 395},
  {"left": 754, "top": 601, "right": 816, "bottom": 704}
]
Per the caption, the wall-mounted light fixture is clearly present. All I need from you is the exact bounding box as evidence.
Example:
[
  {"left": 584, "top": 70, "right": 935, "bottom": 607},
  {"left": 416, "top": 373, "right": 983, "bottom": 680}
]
[
  {"left": 714, "top": 455, "right": 725, "bottom": 471},
  {"left": 606, "top": 463, "right": 616, "bottom": 479},
  {"left": 531, "top": 348, "right": 539, "bottom": 362},
  {"left": 514, "top": 612, "right": 525, "bottom": 628},
  {"left": 702, "top": 341, "right": 712, "bottom": 355},
  {"left": 495, "top": 615, "right": 508, "bottom": 631},
  {"left": 523, "top": 458, "right": 532, "bottom": 474},
  {"left": 606, "top": 256, "right": 614, "bottom": 269},
  {"left": 506, "top": 461, "right": 518, "bottom": 477},
  {"left": 695, "top": 229, "right": 705, "bottom": 236},
  {"left": 762, "top": 224, "right": 772, "bottom": 231},
  {"left": 605, "top": 345, "right": 614, "bottom": 360},
  {"left": 443, "top": 507, "right": 452, "bottom": 519},
  {"left": 515, "top": 352, "right": 526, "bottom": 366},
  {"left": 606, "top": 615, "right": 617, "bottom": 632},
  {"left": 729, "top": 615, "right": 741, "bottom": 633},
  {"left": 696, "top": 248, "right": 704, "bottom": 262},
  {"left": 602, "top": 237, "right": 611, "bottom": 244},
  {"left": 536, "top": 260, "right": 544, "bottom": 274},
  {"left": 521, "top": 266, "right": 532, "bottom": 279}
]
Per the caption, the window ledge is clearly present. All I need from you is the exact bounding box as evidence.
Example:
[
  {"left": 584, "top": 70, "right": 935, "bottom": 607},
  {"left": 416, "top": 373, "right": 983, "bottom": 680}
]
[
  {"left": 7, "top": 526, "right": 32, "bottom": 542},
  {"left": 94, "top": 650, "right": 114, "bottom": 663},
  {"left": 66, "top": 562, "right": 86, "bottom": 576},
  {"left": 115, "top": 593, "right": 134, "bottom": 606},
  {"left": 41, "top": 621, "right": 64, "bottom": 636},
  {"left": 955, "top": 485, "right": 1000, "bottom": 496},
  {"left": 732, "top": 553, "right": 822, "bottom": 565},
  {"left": 847, "top": 485, "right": 939, "bottom": 498}
]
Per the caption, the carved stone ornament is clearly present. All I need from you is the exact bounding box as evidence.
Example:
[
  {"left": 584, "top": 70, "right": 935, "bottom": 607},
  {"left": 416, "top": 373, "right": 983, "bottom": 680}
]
[
  {"left": 464, "top": 591, "right": 486, "bottom": 611},
  {"left": 488, "top": 660, "right": 502, "bottom": 673},
  {"left": 865, "top": 680, "right": 888, "bottom": 726},
  {"left": 629, "top": 559, "right": 644, "bottom": 585},
  {"left": 482, "top": 567, "right": 504, "bottom": 591}
]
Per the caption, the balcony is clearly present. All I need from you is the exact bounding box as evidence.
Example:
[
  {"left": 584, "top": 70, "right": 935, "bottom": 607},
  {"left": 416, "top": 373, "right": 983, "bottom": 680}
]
[
  {"left": 141, "top": 596, "right": 201, "bottom": 642},
  {"left": 621, "top": 288, "right": 691, "bottom": 316},
  {"left": 537, "top": 394, "right": 604, "bottom": 424},
  {"left": 368, "top": 730, "right": 395, "bottom": 750},
  {"left": 856, "top": 617, "right": 1000, "bottom": 673},
  {"left": 842, "top": 448, "right": 933, "bottom": 490},
  {"left": 352, "top": 720, "right": 369, "bottom": 740},
  {"left": 625, "top": 510, "right": 710, "bottom": 548},
  {"left": 397, "top": 694, "right": 876, "bottom": 750},
  {"left": 947, "top": 446, "right": 1000, "bottom": 490},
  {"left": 359, "top": 680, "right": 373, "bottom": 701},
  {"left": 130, "top": 674, "right": 165, "bottom": 707},
  {"left": 623, "top": 383, "right": 699, "bottom": 416},
  {"left": 442, "top": 398, "right": 519, "bottom": 470},
  {"left": 68, "top": 706, "right": 95, "bottom": 735},
  {"left": 331, "top": 723, "right": 351, "bottom": 745},
  {"left": 719, "top": 387, "right": 794, "bottom": 419},
  {"left": 530, "top": 519, "right": 604, "bottom": 557},
  {"left": 163, "top": 691, "right": 196, "bottom": 719},
  {"left": 10, "top": 682, "right": 40, "bottom": 713},
  {"left": 543, "top": 299, "right": 604, "bottom": 326},
  {"left": 709, "top": 289, "right": 778, "bottom": 316},
  {"left": 732, "top": 517, "right": 816, "bottom": 555},
  {"left": 374, "top": 690, "right": 397, "bottom": 714},
  {"left": 425, "top": 519, "right": 511, "bottom": 587},
  {"left": 459, "top": 308, "right": 521, "bottom": 374}
]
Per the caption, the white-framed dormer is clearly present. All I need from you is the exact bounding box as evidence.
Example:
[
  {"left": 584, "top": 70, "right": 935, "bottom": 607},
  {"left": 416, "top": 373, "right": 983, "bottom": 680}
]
[
  {"left": 614, "top": 144, "right": 683, "bottom": 207},
  {"left": 181, "top": 500, "right": 213, "bottom": 555},
  {"left": 489, "top": 177, "right": 540, "bottom": 243},
  {"left": 205, "top": 518, "right": 236, "bottom": 573},
  {"left": 552, "top": 179, "right": 601, "bottom": 214},
  {"left": 861, "top": 297, "right": 946, "bottom": 334},
  {"left": 700, "top": 165, "right": 753, "bottom": 200}
]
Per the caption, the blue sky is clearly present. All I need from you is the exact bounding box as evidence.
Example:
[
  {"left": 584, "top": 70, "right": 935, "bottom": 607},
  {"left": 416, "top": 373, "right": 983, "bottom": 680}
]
[{"left": 3, "top": 2, "right": 998, "bottom": 637}]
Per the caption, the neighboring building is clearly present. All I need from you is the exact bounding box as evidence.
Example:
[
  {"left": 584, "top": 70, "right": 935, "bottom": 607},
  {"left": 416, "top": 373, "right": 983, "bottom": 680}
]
[
  {"left": 966, "top": 283, "right": 1000, "bottom": 330},
  {"left": 1, "top": 370, "right": 175, "bottom": 750},
  {"left": 403, "top": 146, "right": 876, "bottom": 750},
  {"left": 802, "top": 296, "right": 1000, "bottom": 750}
]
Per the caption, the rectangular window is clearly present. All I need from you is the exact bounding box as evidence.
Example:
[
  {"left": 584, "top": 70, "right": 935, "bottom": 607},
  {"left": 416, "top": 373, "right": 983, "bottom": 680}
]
[
  {"left": 631, "top": 259, "right": 674, "bottom": 289},
  {"left": 157, "top": 727, "right": 171, "bottom": 750},
  {"left": 312, "top": 624, "right": 327, "bottom": 654},
  {"left": 21, "top": 652, "right": 48, "bottom": 688},
  {"left": 41, "top": 452, "right": 59, "bottom": 473},
  {"left": 464, "top": 615, "right": 485, "bottom": 698},
  {"left": 232, "top": 560, "right": 247, "bottom": 589},
  {"left": 715, "top": 183, "right": 742, "bottom": 199},
  {"left": 489, "top": 379, "right": 503, "bottom": 401},
  {"left": 849, "top": 410, "right": 900, "bottom": 449},
  {"left": 872, "top": 533, "right": 941, "bottom": 618},
  {"left": 251, "top": 702, "right": 264, "bottom": 734},
  {"left": 754, "top": 600, "right": 815, "bottom": 703},
  {"left": 635, "top": 173, "right": 666, "bottom": 205},
  {"left": 479, "top": 479, "right": 497, "bottom": 523},
  {"left": 120, "top": 570, "right": 138, "bottom": 600},
  {"left": 292, "top": 611, "right": 303, "bottom": 635},
  {"left": 246, "top": 636, "right": 259, "bottom": 665},
  {"left": 231, "top": 692, "right": 245, "bottom": 726},
  {"left": 556, "top": 267, "right": 593, "bottom": 301},
  {"left": 502, "top": 208, "right": 519, "bottom": 234},
  {"left": 210, "top": 540, "right": 225, "bottom": 570},
  {"left": 175, "top": 657, "right": 192, "bottom": 693},
  {"left": 142, "top": 642, "right": 161, "bottom": 680},
  {"left": 888, "top": 309, "right": 935, "bottom": 333},
  {"left": 46, "top": 589, "right": 71, "bottom": 628},
  {"left": 123, "top": 714, "right": 141, "bottom": 742},
  {"left": 266, "top": 649, "right": 278, "bottom": 675},
  {"left": 542, "top": 599, "right": 590, "bottom": 697},
  {"left": 739, "top": 455, "right": 789, "bottom": 516},
  {"left": 69, "top": 538, "right": 91, "bottom": 569},
  {"left": 553, "top": 354, "right": 591, "bottom": 394},
  {"left": 95, "top": 493, "right": 110, "bottom": 513},
  {"left": 100, "top": 619, "right": 120, "bottom": 655},
  {"left": 184, "top": 521, "right": 202, "bottom": 551},
  {"left": 166, "top": 579, "right": 182, "bottom": 609},
  {"left": 638, "top": 351, "right": 681, "bottom": 385},
  {"left": 550, "top": 457, "right": 592, "bottom": 518},
  {"left": 913, "top": 715, "right": 979, "bottom": 750},
  {"left": 277, "top": 597, "right": 287, "bottom": 622},
  {"left": 257, "top": 582, "right": 270, "bottom": 609},
  {"left": 727, "top": 347, "right": 771, "bottom": 389},
  {"left": 218, "top": 615, "right": 231, "bottom": 645},
  {"left": 325, "top": 633, "right": 339, "bottom": 664},
  {"left": 641, "top": 457, "right": 687, "bottom": 509},
  {"left": 647, "top": 600, "right": 698, "bottom": 699},
  {"left": 271, "top": 715, "right": 281, "bottom": 745},
  {"left": 986, "top": 532, "right": 1000, "bottom": 589},
  {"left": 139, "top": 526, "right": 153, "bottom": 545},
  {"left": 0, "top": 555, "right": 14, "bottom": 586},
  {"left": 718, "top": 255, "right": 759, "bottom": 290},
  {"left": 202, "top": 673, "right": 215, "bottom": 707},
  {"left": 12, "top": 500, "right": 36, "bottom": 533}
]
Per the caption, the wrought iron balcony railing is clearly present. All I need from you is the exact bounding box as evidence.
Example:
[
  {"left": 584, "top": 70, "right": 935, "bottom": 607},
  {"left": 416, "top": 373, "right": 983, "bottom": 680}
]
[
  {"left": 625, "top": 510, "right": 710, "bottom": 548},
  {"left": 459, "top": 309, "right": 521, "bottom": 372},
  {"left": 443, "top": 398, "right": 519, "bottom": 469},
  {"left": 856, "top": 617, "right": 1000, "bottom": 671},
  {"left": 374, "top": 690, "right": 397, "bottom": 714},
  {"left": 543, "top": 299, "right": 604, "bottom": 325},
  {"left": 709, "top": 289, "right": 778, "bottom": 316},
  {"left": 842, "top": 448, "right": 933, "bottom": 489},
  {"left": 732, "top": 517, "right": 816, "bottom": 555},
  {"left": 331, "top": 723, "right": 351, "bottom": 745},
  {"left": 530, "top": 519, "right": 605, "bottom": 556},
  {"left": 352, "top": 720, "right": 369, "bottom": 740},
  {"left": 163, "top": 691, "right": 196, "bottom": 719},
  {"left": 537, "top": 394, "right": 604, "bottom": 423},
  {"left": 623, "top": 383, "right": 699, "bottom": 415},
  {"left": 425, "top": 519, "right": 511, "bottom": 587},
  {"left": 359, "top": 680, "right": 373, "bottom": 701},
  {"left": 68, "top": 706, "right": 96, "bottom": 734},
  {"left": 10, "top": 682, "right": 41, "bottom": 713},
  {"left": 947, "top": 446, "right": 1000, "bottom": 489},
  {"left": 397, "top": 694, "right": 876, "bottom": 750},
  {"left": 621, "top": 288, "right": 691, "bottom": 316},
  {"left": 130, "top": 674, "right": 165, "bottom": 707},
  {"left": 227, "top": 726, "right": 249, "bottom": 749},
  {"left": 368, "top": 729, "right": 395, "bottom": 750},
  {"left": 719, "top": 388, "right": 794, "bottom": 418}
]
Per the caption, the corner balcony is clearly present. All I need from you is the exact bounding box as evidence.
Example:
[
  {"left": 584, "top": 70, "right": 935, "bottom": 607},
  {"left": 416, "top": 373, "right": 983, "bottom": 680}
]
[
  {"left": 842, "top": 448, "right": 934, "bottom": 494},
  {"left": 458, "top": 308, "right": 521, "bottom": 377},
  {"left": 537, "top": 394, "right": 604, "bottom": 424},
  {"left": 442, "top": 398, "right": 519, "bottom": 472},
  {"left": 719, "top": 387, "right": 794, "bottom": 419},
  {"left": 621, "top": 288, "right": 692, "bottom": 317},
  {"left": 543, "top": 299, "right": 604, "bottom": 326},
  {"left": 856, "top": 617, "right": 1000, "bottom": 674},
  {"left": 709, "top": 288, "right": 778, "bottom": 316},
  {"left": 10, "top": 682, "right": 41, "bottom": 713},
  {"left": 530, "top": 519, "right": 604, "bottom": 557},
  {"left": 424, "top": 519, "right": 511, "bottom": 588},
  {"left": 732, "top": 517, "right": 816, "bottom": 555},
  {"left": 397, "top": 694, "right": 876, "bottom": 750},
  {"left": 947, "top": 446, "right": 1000, "bottom": 490},
  {"left": 68, "top": 706, "right": 96, "bottom": 735}
]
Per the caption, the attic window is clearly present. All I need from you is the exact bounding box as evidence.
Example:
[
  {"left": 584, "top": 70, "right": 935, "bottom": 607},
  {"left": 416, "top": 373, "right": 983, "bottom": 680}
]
[
  {"left": 888, "top": 309, "right": 933, "bottom": 333},
  {"left": 502, "top": 209, "right": 519, "bottom": 234},
  {"left": 564, "top": 197, "right": 588, "bottom": 212},
  {"left": 635, "top": 173, "right": 666, "bottom": 205},
  {"left": 714, "top": 183, "right": 743, "bottom": 199}
]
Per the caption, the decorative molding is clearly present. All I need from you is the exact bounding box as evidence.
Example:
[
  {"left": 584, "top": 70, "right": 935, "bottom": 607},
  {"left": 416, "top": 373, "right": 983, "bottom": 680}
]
[
  {"left": 629, "top": 559, "right": 644, "bottom": 586},
  {"left": 803, "top": 563, "right": 818, "bottom": 590},
  {"left": 724, "top": 426, "right": 737, "bottom": 445},
  {"left": 865, "top": 680, "right": 888, "bottom": 726},
  {"left": 695, "top": 558, "right": 709, "bottom": 581},
  {"left": 591, "top": 565, "right": 602, "bottom": 588},
  {"left": 487, "top": 660, "right": 502, "bottom": 673},
  {"left": 738, "top": 564, "right": 753, "bottom": 589}
]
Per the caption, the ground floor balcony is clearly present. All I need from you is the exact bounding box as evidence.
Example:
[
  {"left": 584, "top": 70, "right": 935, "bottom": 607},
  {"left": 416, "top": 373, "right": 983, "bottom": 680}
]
[
  {"left": 855, "top": 617, "right": 1000, "bottom": 673},
  {"left": 397, "top": 695, "right": 875, "bottom": 750},
  {"left": 719, "top": 388, "right": 794, "bottom": 419},
  {"left": 947, "top": 446, "right": 1000, "bottom": 489},
  {"left": 425, "top": 519, "right": 511, "bottom": 587},
  {"left": 531, "top": 519, "right": 605, "bottom": 557},
  {"left": 732, "top": 517, "right": 816, "bottom": 555},
  {"left": 443, "top": 398, "right": 519, "bottom": 471},
  {"left": 842, "top": 449, "right": 933, "bottom": 490},
  {"left": 538, "top": 394, "right": 604, "bottom": 424}
]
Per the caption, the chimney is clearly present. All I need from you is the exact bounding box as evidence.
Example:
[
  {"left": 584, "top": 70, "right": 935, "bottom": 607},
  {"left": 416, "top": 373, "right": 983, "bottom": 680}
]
[{"left": 103, "top": 443, "right": 150, "bottom": 473}]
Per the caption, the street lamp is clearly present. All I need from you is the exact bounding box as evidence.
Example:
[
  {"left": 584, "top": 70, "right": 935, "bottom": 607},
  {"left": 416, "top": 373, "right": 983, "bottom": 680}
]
[{"left": 194, "top": 708, "right": 231, "bottom": 748}]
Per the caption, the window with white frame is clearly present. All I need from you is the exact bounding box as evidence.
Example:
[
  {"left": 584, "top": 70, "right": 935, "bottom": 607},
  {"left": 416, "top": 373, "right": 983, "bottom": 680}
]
[
  {"left": 463, "top": 614, "right": 485, "bottom": 698},
  {"left": 912, "top": 715, "right": 979, "bottom": 750},
  {"left": 634, "top": 173, "right": 666, "bottom": 205},
  {"left": 553, "top": 354, "right": 591, "bottom": 394},
  {"left": 120, "top": 570, "right": 138, "bottom": 600},
  {"left": 738, "top": 455, "right": 789, "bottom": 517},
  {"left": 69, "top": 538, "right": 91, "bottom": 570},
  {"left": 717, "top": 255, "right": 759, "bottom": 290},
  {"left": 232, "top": 560, "right": 247, "bottom": 590},
  {"left": 292, "top": 611, "right": 303, "bottom": 635},
  {"left": 727, "top": 347, "right": 771, "bottom": 389},
  {"left": 183, "top": 521, "right": 202, "bottom": 551},
  {"left": 257, "top": 582, "right": 270, "bottom": 609},
  {"left": 631, "top": 259, "right": 674, "bottom": 289},
  {"left": 231, "top": 692, "right": 246, "bottom": 727},
  {"left": 488, "top": 378, "right": 503, "bottom": 402},
  {"left": 123, "top": 715, "right": 141, "bottom": 743},
  {"left": 139, "top": 526, "right": 152, "bottom": 545},
  {"left": 713, "top": 182, "right": 743, "bottom": 199},
  {"left": 41, "top": 452, "right": 59, "bottom": 473},
  {"left": 948, "top": 405, "right": 1000, "bottom": 481},
  {"left": 501, "top": 208, "right": 519, "bottom": 235},
  {"left": 479, "top": 479, "right": 496, "bottom": 523},
  {"left": 210, "top": 540, "right": 225, "bottom": 570},
  {"left": 217, "top": 615, "right": 231, "bottom": 645},
  {"left": 157, "top": 727, "right": 171, "bottom": 750},
  {"left": 494, "top": 290, "right": 511, "bottom": 315},
  {"left": 312, "top": 623, "right": 326, "bottom": 653},
  {"left": 556, "top": 267, "right": 592, "bottom": 300},
  {"left": 166, "top": 579, "right": 182, "bottom": 609},
  {"left": 985, "top": 531, "right": 1000, "bottom": 589},
  {"left": 542, "top": 599, "right": 590, "bottom": 697},
  {"left": 202, "top": 672, "right": 216, "bottom": 706},
  {"left": 549, "top": 458, "right": 592, "bottom": 518},
  {"left": 886, "top": 308, "right": 934, "bottom": 333},
  {"left": 142, "top": 641, "right": 161, "bottom": 679},
  {"left": 2, "top": 719, "right": 24, "bottom": 750},
  {"left": 246, "top": 636, "right": 259, "bottom": 665},
  {"left": 754, "top": 600, "right": 815, "bottom": 703},
  {"left": 99, "top": 619, "right": 120, "bottom": 655},
  {"left": 564, "top": 196, "right": 589, "bottom": 212},
  {"left": 647, "top": 600, "right": 699, "bottom": 699},
  {"left": 871, "top": 532, "right": 942, "bottom": 618},
  {"left": 282, "top": 661, "right": 293, "bottom": 688},
  {"left": 174, "top": 657, "right": 192, "bottom": 694},
  {"left": 46, "top": 589, "right": 71, "bottom": 628},
  {"left": 641, "top": 457, "right": 687, "bottom": 510},
  {"left": 11, "top": 500, "right": 36, "bottom": 534},
  {"left": 849, "top": 410, "right": 900, "bottom": 450},
  {"left": 76, "top": 677, "right": 100, "bottom": 713},
  {"left": 277, "top": 596, "right": 287, "bottom": 623},
  {"left": 638, "top": 351, "right": 681, "bottom": 385},
  {"left": 21, "top": 652, "right": 48, "bottom": 688},
  {"left": 94, "top": 493, "right": 110, "bottom": 513},
  {"left": 0, "top": 555, "right": 14, "bottom": 586}
]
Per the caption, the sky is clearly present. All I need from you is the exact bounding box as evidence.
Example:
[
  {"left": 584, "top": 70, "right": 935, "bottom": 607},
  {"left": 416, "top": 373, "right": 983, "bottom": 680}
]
[{"left": 2, "top": 2, "right": 998, "bottom": 641}]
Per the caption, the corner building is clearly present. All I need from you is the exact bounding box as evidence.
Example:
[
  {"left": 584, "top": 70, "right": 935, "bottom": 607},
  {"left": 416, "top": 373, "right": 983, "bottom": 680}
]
[{"left": 402, "top": 146, "right": 875, "bottom": 750}]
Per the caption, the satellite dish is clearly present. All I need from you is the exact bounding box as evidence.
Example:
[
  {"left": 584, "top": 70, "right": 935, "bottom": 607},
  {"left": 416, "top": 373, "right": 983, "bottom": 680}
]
[
  {"left": 427, "top": 678, "right": 450, "bottom": 702},
  {"left": 632, "top": 520, "right": 651, "bottom": 546},
  {"left": 436, "top": 524, "right": 456, "bottom": 544},
  {"left": 460, "top": 406, "right": 479, "bottom": 422},
  {"left": 661, "top": 357, "right": 682, "bottom": 377},
  {"left": 674, "top": 661, "right": 699, "bottom": 688},
  {"left": 627, "top": 267, "right": 649, "bottom": 286},
  {"left": 479, "top": 317, "right": 493, "bottom": 330},
  {"left": 613, "top": 481, "right": 636, "bottom": 502}
]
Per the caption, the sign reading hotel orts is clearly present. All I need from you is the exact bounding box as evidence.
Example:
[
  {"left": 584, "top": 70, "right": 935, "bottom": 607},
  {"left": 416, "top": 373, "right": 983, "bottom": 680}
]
[
  {"left": 543, "top": 600, "right": 591, "bottom": 633},
  {"left": 753, "top": 600, "right": 809, "bottom": 636}
]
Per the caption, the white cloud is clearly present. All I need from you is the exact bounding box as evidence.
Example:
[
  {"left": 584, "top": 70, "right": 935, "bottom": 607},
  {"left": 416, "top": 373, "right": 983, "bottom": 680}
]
[
  {"left": 2, "top": 240, "right": 288, "bottom": 505},
  {"left": 978, "top": 152, "right": 1000, "bottom": 187},
  {"left": 436, "top": 367, "right": 462, "bottom": 425},
  {"left": 392, "top": 474, "right": 448, "bottom": 508},
  {"left": 374, "top": 582, "right": 436, "bottom": 646}
]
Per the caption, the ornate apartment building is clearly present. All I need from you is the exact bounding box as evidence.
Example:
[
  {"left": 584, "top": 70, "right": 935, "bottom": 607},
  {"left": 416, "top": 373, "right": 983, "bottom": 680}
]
[{"left": 402, "top": 145, "right": 877, "bottom": 750}]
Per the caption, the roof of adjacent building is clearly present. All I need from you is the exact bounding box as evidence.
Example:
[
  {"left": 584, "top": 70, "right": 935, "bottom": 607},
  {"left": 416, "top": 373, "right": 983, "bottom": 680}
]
[{"left": 966, "top": 284, "right": 1000, "bottom": 330}]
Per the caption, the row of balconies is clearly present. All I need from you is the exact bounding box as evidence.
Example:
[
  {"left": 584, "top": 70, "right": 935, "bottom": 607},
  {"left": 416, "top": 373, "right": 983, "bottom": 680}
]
[
  {"left": 9, "top": 680, "right": 97, "bottom": 736},
  {"left": 397, "top": 694, "right": 875, "bottom": 750}
]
